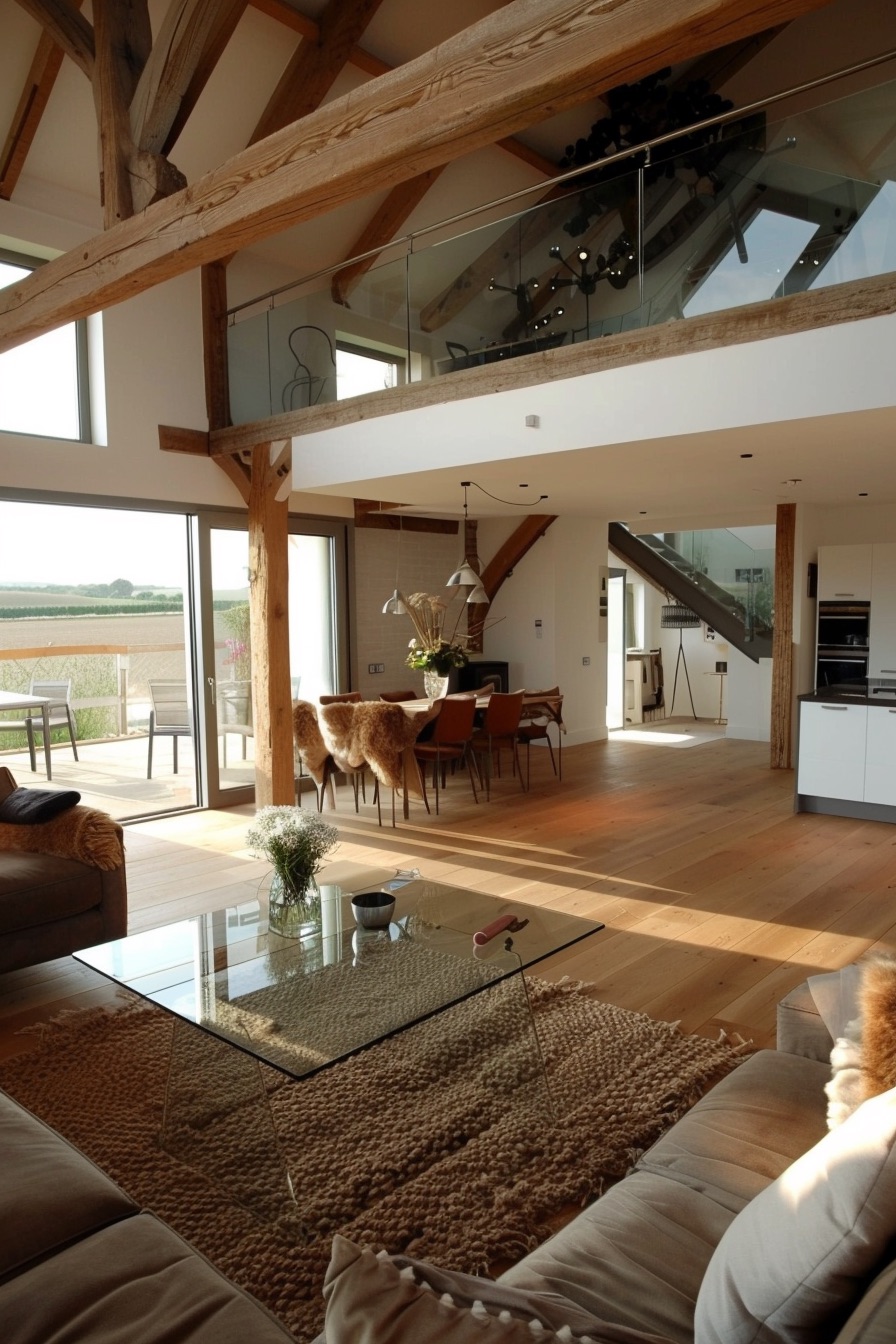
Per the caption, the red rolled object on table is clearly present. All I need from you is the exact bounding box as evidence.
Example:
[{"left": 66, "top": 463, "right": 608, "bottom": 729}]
[{"left": 473, "top": 914, "right": 516, "bottom": 946}]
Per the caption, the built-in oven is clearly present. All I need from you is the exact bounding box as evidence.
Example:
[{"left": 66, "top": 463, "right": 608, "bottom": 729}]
[
  {"left": 816, "top": 601, "right": 870, "bottom": 690},
  {"left": 816, "top": 653, "right": 869, "bottom": 689}
]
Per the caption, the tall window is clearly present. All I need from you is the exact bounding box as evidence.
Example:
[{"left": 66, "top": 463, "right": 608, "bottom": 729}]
[{"left": 0, "top": 250, "right": 90, "bottom": 441}]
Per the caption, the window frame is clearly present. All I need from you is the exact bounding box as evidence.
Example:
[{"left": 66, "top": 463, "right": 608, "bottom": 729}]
[
  {"left": 335, "top": 337, "right": 406, "bottom": 397},
  {"left": 0, "top": 246, "right": 92, "bottom": 443}
]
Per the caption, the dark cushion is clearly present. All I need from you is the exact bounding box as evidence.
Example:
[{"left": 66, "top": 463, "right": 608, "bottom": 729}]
[{"left": 0, "top": 787, "right": 81, "bottom": 825}]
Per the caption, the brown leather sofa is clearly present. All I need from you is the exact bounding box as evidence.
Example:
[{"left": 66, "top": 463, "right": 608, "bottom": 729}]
[{"left": 0, "top": 768, "right": 127, "bottom": 974}]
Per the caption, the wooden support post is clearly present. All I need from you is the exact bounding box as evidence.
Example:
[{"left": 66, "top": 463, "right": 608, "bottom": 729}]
[
  {"left": 201, "top": 260, "right": 231, "bottom": 431},
  {"left": 770, "top": 501, "right": 796, "bottom": 770},
  {"left": 247, "top": 442, "right": 293, "bottom": 805}
]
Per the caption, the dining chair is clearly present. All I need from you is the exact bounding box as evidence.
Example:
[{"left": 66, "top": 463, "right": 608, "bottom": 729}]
[
  {"left": 469, "top": 691, "right": 526, "bottom": 800},
  {"left": 147, "top": 680, "right": 192, "bottom": 778},
  {"left": 379, "top": 690, "right": 417, "bottom": 703},
  {"left": 293, "top": 700, "right": 336, "bottom": 811},
  {"left": 517, "top": 687, "right": 564, "bottom": 787},
  {"left": 0, "top": 679, "right": 80, "bottom": 772},
  {"left": 318, "top": 692, "right": 367, "bottom": 804},
  {"left": 413, "top": 694, "right": 478, "bottom": 814}
]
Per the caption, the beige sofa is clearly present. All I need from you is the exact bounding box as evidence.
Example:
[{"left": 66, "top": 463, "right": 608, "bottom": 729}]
[
  {"left": 0, "top": 767, "right": 127, "bottom": 973},
  {"left": 317, "top": 994, "right": 896, "bottom": 1343},
  {"left": 0, "top": 1086, "right": 295, "bottom": 1343}
]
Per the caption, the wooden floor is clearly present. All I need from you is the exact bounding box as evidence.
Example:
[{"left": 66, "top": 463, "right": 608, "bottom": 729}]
[{"left": 3, "top": 724, "right": 896, "bottom": 1060}]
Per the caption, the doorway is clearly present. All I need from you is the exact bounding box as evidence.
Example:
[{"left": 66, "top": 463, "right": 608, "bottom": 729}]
[{"left": 606, "top": 568, "right": 628, "bottom": 730}]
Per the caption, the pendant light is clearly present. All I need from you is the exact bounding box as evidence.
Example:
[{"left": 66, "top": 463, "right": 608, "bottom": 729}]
[
  {"left": 446, "top": 482, "right": 490, "bottom": 605},
  {"left": 382, "top": 514, "right": 408, "bottom": 615}
]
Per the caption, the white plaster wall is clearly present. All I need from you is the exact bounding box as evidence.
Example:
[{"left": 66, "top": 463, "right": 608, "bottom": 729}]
[{"left": 478, "top": 516, "right": 608, "bottom": 745}]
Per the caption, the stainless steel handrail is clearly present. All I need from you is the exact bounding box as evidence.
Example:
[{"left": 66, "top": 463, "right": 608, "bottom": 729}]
[{"left": 227, "top": 47, "right": 896, "bottom": 321}]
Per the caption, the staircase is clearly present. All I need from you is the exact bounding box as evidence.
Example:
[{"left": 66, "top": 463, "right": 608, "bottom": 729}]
[{"left": 608, "top": 523, "right": 773, "bottom": 664}]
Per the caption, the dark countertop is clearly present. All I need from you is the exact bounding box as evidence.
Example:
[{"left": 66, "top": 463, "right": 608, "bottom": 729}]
[{"left": 800, "top": 686, "right": 896, "bottom": 706}]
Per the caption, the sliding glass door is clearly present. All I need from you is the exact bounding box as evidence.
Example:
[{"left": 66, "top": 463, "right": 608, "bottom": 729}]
[{"left": 197, "top": 512, "right": 348, "bottom": 808}]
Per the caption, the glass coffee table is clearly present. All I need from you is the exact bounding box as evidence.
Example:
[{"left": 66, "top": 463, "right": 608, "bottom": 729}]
[{"left": 76, "top": 869, "right": 604, "bottom": 1219}]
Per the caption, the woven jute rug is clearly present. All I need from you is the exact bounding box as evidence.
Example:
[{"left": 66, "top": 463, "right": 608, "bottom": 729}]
[{"left": 0, "top": 979, "right": 750, "bottom": 1342}]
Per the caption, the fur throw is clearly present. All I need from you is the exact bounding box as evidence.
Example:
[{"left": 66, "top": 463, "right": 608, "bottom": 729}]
[
  {"left": 860, "top": 952, "right": 896, "bottom": 1100},
  {"left": 292, "top": 701, "right": 331, "bottom": 785},
  {"left": 319, "top": 701, "right": 435, "bottom": 790},
  {"left": 0, "top": 807, "right": 123, "bottom": 870},
  {"left": 826, "top": 953, "right": 896, "bottom": 1128}
]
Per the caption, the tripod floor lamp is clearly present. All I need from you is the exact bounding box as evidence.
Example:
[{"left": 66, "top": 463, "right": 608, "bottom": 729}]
[{"left": 661, "top": 604, "right": 700, "bottom": 719}]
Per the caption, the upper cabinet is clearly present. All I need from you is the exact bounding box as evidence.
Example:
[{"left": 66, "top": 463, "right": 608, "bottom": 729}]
[
  {"left": 817, "top": 544, "right": 873, "bottom": 601},
  {"left": 869, "top": 543, "right": 896, "bottom": 679}
]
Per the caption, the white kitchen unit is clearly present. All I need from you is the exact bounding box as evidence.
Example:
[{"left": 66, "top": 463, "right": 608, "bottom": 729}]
[
  {"left": 797, "top": 701, "right": 867, "bottom": 801},
  {"left": 817, "top": 544, "right": 873, "bottom": 601},
  {"left": 864, "top": 704, "right": 896, "bottom": 806},
  {"left": 797, "top": 695, "right": 896, "bottom": 820},
  {"left": 869, "top": 542, "right": 896, "bottom": 680}
]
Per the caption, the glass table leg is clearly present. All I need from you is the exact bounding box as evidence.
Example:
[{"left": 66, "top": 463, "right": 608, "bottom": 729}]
[{"left": 160, "top": 1017, "right": 298, "bottom": 1224}]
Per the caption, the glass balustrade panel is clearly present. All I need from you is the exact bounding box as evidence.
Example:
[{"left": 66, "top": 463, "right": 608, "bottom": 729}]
[{"left": 227, "top": 74, "right": 896, "bottom": 426}]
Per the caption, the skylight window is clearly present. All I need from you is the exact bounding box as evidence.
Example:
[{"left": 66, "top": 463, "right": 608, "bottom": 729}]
[{"left": 684, "top": 210, "right": 818, "bottom": 318}]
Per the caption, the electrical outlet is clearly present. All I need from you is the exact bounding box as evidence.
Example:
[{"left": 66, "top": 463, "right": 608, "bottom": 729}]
[
  {"left": 582, "top": 656, "right": 591, "bottom": 666},
  {"left": 368, "top": 663, "right": 385, "bottom": 674}
]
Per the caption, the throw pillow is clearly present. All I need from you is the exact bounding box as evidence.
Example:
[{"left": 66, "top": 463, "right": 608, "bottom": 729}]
[
  {"left": 0, "top": 787, "right": 81, "bottom": 825},
  {"left": 323, "top": 1235, "right": 673, "bottom": 1344},
  {"left": 694, "top": 1085, "right": 896, "bottom": 1344}
]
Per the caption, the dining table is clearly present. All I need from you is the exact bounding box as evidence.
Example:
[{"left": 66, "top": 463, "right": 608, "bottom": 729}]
[{"left": 0, "top": 691, "right": 54, "bottom": 780}]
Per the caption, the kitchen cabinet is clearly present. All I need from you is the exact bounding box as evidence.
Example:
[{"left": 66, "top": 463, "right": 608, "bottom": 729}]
[
  {"left": 869, "top": 542, "right": 896, "bottom": 680},
  {"left": 797, "top": 701, "right": 867, "bottom": 801},
  {"left": 817, "top": 544, "right": 872, "bottom": 601},
  {"left": 864, "top": 704, "right": 896, "bottom": 805}
]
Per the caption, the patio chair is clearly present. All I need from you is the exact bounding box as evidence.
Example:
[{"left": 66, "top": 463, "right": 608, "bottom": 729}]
[
  {"left": 147, "top": 680, "right": 192, "bottom": 778},
  {"left": 469, "top": 691, "right": 526, "bottom": 800},
  {"left": 413, "top": 694, "right": 478, "bottom": 814},
  {"left": 217, "top": 680, "right": 253, "bottom": 768},
  {"left": 517, "top": 687, "right": 564, "bottom": 786},
  {"left": 0, "top": 679, "right": 79, "bottom": 772}
]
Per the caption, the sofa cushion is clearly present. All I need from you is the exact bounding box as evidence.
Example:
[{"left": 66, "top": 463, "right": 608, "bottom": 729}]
[
  {"left": 322, "top": 1235, "right": 674, "bottom": 1344},
  {"left": 694, "top": 1085, "right": 896, "bottom": 1344},
  {"left": 0, "top": 1089, "right": 136, "bottom": 1277},
  {"left": 0, "top": 1211, "right": 294, "bottom": 1343},
  {"left": 500, "top": 1169, "right": 735, "bottom": 1344},
  {"left": 831, "top": 1260, "right": 896, "bottom": 1344},
  {"left": 0, "top": 850, "right": 105, "bottom": 931},
  {"left": 636, "top": 1050, "right": 829, "bottom": 1207}
]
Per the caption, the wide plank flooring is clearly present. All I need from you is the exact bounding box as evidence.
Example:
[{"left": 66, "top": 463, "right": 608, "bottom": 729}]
[{"left": 3, "top": 727, "right": 896, "bottom": 1060}]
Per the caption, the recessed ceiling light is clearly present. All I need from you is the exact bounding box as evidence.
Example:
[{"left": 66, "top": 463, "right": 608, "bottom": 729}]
[
  {"left": 639, "top": 510, "right": 647, "bottom": 515},
  {"left": 781, "top": 478, "right": 802, "bottom": 486},
  {"left": 740, "top": 453, "right": 753, "bottom": 459},
  {"left": 859, "top": 492, "right": 868, "bottom": 497}
]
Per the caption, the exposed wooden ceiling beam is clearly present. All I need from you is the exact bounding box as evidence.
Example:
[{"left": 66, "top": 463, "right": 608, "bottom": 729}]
[
  {"left": 250, "top": 0, "right": 386, "bottom": 146},
  {"left": 0, "top": 0, "right": 835, "bottom": 355},
  {"left": 12, "top": 0, "right": 95, "bottom": 79},
  {"left": 331, "top": 168, "right": 445, "bottom": 306},
  {"left": 250, "top": 0, "right": 398, "bottom": 78},
  {"left": 0, "top": 24, "right": 69, "bottom": 199},
  {"left": 131, "top": 0, "right": 247, "bottom": 156},
  {"left": 92, "top": 0, "right": 153, "bottom": 227}
]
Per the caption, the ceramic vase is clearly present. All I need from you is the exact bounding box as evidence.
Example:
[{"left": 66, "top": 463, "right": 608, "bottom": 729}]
[{"left": 423, "top": 671, "right": 450, "bottom": 700}]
